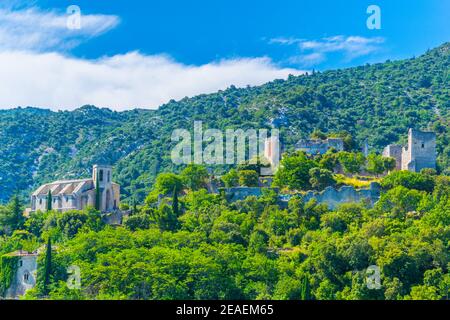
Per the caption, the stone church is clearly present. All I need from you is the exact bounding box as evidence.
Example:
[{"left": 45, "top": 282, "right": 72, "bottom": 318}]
[{"left": 29, "top": 165, "right": 120, "bottom": 213}]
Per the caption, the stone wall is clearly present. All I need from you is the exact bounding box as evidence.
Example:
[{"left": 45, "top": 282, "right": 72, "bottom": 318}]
[
  {"left": 223, "top": 184, "right": 381, "bottom": 210},
  {"left": 383, "top": 145, "right": 403, "bottom": 170},
  {"left": 223, "top": 187, "right": 279, "bottom": 202},
  {"left": 300, "top": 182, "right": 381, "bottom": 210}
]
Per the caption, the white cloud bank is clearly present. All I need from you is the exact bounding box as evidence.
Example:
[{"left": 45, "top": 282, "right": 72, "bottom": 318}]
[
  {"left": 0, "top": 6, "right": 304, "bottom": 111},
  {"left": 0, "top": 51, "right": 304, "bottom": 111}
]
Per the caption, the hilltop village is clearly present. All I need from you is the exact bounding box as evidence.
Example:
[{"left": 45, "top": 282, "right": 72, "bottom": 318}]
[
  {"left": 25, "top": 127, "right": 437, "bottom": 216},
  {"left": 1, "top": 127, "right": 439, "bottom": 299}
]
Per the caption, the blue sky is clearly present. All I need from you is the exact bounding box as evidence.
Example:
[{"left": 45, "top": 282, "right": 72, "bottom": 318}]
[{"left": 0, "top": 0, "right": 448, "bottom": 110}]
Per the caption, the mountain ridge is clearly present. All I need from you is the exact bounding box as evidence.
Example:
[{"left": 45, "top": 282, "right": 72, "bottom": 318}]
[{"left": 0, "top": 42, "right": 448, "bottom": 203}]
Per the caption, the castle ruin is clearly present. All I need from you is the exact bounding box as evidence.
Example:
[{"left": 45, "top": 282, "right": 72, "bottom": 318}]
[
  {"left": 383, "top": 128, "right": 436, "bottom": 172},
  {"left": 295, "top": 138, "right": 344, "bottom": 155}
]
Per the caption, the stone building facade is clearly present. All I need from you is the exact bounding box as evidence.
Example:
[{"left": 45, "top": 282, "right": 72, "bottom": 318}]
[
  {"left": 29, "top": 165, "right": 120, "bottom": 213},
  {"left": 383, "top": 129, "right": 436, "bottom": 172},
  {"left": 382, "top": 144, "right": 403, "bottom": 170},
  {"left": 4, "top": 251, "right": 38, "bottom": 299}
]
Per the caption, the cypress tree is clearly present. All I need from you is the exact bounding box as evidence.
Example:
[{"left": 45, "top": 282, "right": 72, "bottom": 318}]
[
  {"left": 300, "top": 276, "right": 310, "bottom": 300},
  {"left": 95, "top": 175, "right": 101, "bottom": 211},
  {"left": 42, "top": 237, "right": 52, "bottom": 296},
  {"left": 132, "top": 198, "right": 137, "bottom": 216},
  {"left": 46, "top": 190, "right": 52, "bottom": 211},
  {"left": 172, "top": 186, "right": 179, "bottom": 216},
  {"left": 10, "top": 195, "right": 24, "bottom": 229}
]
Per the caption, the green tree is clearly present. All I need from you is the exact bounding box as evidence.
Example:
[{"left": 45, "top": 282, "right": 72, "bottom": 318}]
[
  {"left": 407, "top": 285, "right": 441, "bottom": 300},
  {"left": 366, "top": 153, "right": 386, "bottom": 176},
  {"left": 337, "top": 152, "right": 365, "bottom": 174},
  {"left": 133, "top": 199, "right": 138, "bottom": 215},
  {"left": 46, "top": 190, "right": 52, "bottom": 212},
  {"left": 238, "top": 170, "right": 259, "bottom": 187},
  {"left": 319, "top": 151, "right": 338, "bottom": 171},
  {"left": 300, "top": 276, "right": 311, "bottom": 300},
  {"left": 181, "top": 164, "right": 209, "bottom": 191},
  {"left": 95, "top": 175, "right": 101, "bottom": 211},
  {"left": 309, "top": 168, "right": 336, "bottom": 190},
  {"left": 9, "top": 195, "right": 24, "bottom": 230},
  {"left": 42, "top": 237, "right": 52, "bottom": 296},
  {"left": 381, "top": 171, "right": 435, "bottom": 192},
  {"left": 172, "top": 186, "right": 179, "bottom": 216},
  {"left": 376, "top": 186, "right": 426, "bottom": 218},
  {"left": 383, "top": 157, "right": 397, "bottom": 172},
  {"left": 154, "top": 204, "right": 179, "bottom": 232},
  {"left": 310, "top": 129, "right": 327, "bottom": 140},
  {"left": 274, "top": 152, "right": 317, "bottom": 190},
  {"left": 0, "top": 195, "right": 25, "bottom": 234},
  {"left": 124, "top": 213, "right": 152, "bottom": 231},
  {"left": 56, "top": 210, "right": 88, "bottom": 239},
  {"left": 221, "top": 169, "right": 239, "bottom": 188},
  {"left": 155, "top": 173, "right": 184, "bottom": 195}
]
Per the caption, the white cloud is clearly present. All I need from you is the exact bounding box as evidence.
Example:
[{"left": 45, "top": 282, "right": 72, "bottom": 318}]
[
  {"left": 0, "top": 51, "right": 304, "bottom": 111},
  {"left": 0, "top": 8, "right": 387, "bottom": 112},
  {"left": 0, "top": 6, "right": 120, "bottom": 51},
  {"left": 270, "top": 35, "right": 385, "bottom": 66},
  {"left": 298, "top": 35, "right": 384, "bottom": 59},
  {"left": 268, "top": 37, "right": 304, "bottom": 45},
  {"left": 0, "top": 6, "right": 304, "bottom": 111},
  {"left": 288, "top": 53, "right": 325, "bottom": 66}
]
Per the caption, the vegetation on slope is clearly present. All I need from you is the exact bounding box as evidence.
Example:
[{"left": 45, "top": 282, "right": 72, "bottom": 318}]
[{"left": 0, "top": 166, "right": 449, "bottom": 300}]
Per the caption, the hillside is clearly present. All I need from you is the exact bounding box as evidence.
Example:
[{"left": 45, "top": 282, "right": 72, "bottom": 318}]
[{"left": 0, "top": 42, "right": 448, "bottom": 203}]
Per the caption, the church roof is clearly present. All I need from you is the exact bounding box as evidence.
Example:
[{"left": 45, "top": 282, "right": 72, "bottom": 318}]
[{"left": 32, "top": 179, "right": 93, "bottom": 197}]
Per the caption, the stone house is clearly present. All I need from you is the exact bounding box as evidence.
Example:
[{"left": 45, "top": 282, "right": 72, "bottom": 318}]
[{"left": 3, "top": 250, "right": 38, "bottom": 299}]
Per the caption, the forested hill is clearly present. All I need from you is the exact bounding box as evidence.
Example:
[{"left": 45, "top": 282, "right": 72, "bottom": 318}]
[{"left": 0, "top": 42, "right": 449, "bottom": 203}]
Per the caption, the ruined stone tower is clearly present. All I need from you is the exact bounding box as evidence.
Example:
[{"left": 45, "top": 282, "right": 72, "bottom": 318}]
[
  {"left": 383, "top": 128, "right": 436, "bottom": 173},
  {"left": 401, "top": 128, "right": 436, "bottom": 172}
]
